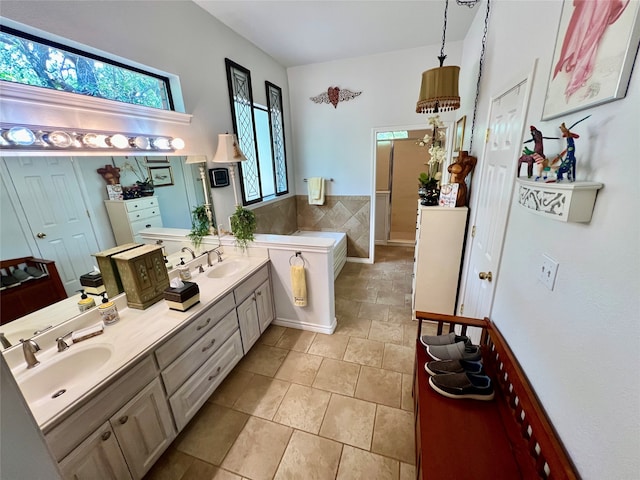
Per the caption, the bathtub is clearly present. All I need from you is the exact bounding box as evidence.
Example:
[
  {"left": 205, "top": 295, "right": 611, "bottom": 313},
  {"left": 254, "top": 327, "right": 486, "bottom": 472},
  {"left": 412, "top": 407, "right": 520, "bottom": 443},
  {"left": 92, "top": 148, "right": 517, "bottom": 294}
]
[{"left": 291, "top": 231, "right": 347, "bottom": 280}]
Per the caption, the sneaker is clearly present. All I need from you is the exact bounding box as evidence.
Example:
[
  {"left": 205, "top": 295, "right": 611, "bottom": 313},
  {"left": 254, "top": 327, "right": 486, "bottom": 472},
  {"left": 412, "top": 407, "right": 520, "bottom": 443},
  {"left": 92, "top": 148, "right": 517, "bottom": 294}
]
[
  {"left": 11, "top": 269, "right": 33, "bottom": 282},
  {"left": 426, "top": 342, "right": 482, "bottom": 361},
  {"left": 425, "top": 359, "right": 484, "bottom": 376},
  {"left": 24, "top": 266, "right": 45, "bottom": 278},
  {"left": 420, "top": 332, "right": 471, "bottom": 347},
  {"left": 1, "top": 275, "right": 21, "bottom": 288},
  {"left": 428, "top": 372, "right": 495, "bottom": 400}
]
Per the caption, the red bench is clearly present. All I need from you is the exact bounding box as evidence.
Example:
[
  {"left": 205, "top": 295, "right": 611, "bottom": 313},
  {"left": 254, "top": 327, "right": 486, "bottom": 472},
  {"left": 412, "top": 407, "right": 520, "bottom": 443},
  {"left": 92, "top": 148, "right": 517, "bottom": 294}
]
[{"left": 414, "top": 311, "right": 579, "bottom": 479}]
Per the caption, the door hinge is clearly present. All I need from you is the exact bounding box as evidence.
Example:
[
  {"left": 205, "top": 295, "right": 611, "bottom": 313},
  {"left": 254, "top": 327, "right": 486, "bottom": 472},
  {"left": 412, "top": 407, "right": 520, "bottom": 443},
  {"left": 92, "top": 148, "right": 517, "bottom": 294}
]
[
  {"left": 471, "top": 225, "right": 476, "bottom": 238},
  {"left": 86, "top": 210, "right": 91, "bottom": 218},
  {"left": 485, "top": 128, "right": 490, "bottom": 143},
  {"left": 460, "top": 304, "right": 464, "bottom": 314}
]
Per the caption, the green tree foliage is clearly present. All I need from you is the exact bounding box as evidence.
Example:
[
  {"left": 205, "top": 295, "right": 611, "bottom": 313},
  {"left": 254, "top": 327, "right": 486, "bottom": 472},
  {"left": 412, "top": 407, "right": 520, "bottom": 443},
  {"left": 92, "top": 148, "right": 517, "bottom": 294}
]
[{"left": 0, "top": 31, "right": 169, "bottom": 110}]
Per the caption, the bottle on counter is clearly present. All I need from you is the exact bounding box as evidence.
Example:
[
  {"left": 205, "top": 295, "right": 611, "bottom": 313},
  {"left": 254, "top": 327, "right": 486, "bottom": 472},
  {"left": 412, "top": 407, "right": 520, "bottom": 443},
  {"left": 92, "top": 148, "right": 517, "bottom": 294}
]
[
  {"left": 178, "top": 257, "right": 192, "bottom": 281},
  {"left": 98, "top": 292, "right": 120, "bottom": 325},
  {"left": 77, "top": 289, "right": 96, "bottom": 312}
]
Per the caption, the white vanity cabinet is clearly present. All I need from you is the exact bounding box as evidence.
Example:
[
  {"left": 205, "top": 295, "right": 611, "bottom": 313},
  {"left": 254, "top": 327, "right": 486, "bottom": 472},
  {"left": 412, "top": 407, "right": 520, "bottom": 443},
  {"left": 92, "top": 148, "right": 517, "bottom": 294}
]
[
  {"left": 234, "top": 265, "right": 274, "bottom": 353},
  {"left": 49, "top": 356, "right": 175, "bottom": 480},
  {"left": 105, "top": 196, "right": 163, "bottom": 244}
]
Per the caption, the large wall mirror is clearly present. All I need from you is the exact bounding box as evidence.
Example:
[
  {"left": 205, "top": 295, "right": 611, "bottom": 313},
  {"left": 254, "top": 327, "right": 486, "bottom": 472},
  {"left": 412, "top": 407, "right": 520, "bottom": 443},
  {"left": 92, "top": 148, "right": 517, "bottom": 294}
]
[{"left": 0, "top": 154, "right": 211, "bottom": 350}]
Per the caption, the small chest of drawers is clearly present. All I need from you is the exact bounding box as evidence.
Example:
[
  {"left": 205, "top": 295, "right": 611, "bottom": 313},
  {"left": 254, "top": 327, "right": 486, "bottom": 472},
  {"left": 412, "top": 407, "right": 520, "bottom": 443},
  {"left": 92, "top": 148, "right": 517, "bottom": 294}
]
[{"left": 105, "top": 197, "right": 163, "bottom": 244}]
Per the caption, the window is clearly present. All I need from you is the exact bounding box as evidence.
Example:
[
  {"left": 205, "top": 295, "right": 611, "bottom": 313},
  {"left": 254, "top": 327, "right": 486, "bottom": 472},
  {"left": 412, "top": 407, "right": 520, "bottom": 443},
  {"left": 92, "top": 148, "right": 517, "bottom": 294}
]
[
  {"left": 225, "top": 58, "right": 288, "bottom": 205},
  {"left": 0, "top": 26, "right": 173, "bottom": 110}
]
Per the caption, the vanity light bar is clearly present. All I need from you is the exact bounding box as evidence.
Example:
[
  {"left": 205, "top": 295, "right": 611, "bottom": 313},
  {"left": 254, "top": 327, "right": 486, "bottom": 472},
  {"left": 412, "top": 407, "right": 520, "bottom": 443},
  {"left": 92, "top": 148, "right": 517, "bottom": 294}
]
[{"left": 0, "top": 124, "right": 185, "bottom": 152}]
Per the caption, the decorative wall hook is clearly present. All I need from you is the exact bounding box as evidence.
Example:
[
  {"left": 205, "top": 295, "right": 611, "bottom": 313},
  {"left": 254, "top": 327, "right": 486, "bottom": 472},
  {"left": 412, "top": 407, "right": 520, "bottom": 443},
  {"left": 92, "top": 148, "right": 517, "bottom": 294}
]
[{"left": 310, "top": 86, "right": 362, "bottom": 108}]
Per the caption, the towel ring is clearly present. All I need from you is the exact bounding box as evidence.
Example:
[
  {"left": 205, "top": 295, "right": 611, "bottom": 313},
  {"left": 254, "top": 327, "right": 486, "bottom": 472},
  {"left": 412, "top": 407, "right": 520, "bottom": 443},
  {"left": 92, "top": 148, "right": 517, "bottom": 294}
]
[{"left": 289, "top": 251, "right": 307, "bottom": 267}]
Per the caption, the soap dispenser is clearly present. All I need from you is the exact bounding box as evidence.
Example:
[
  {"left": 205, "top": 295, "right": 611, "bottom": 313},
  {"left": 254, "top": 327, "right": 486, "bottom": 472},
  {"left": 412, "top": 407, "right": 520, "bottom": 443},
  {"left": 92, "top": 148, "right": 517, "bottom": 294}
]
[
  {"left": 98, "top": 292, "right": 120, "bottom": 325},
  {"left": 178, "top": 257, "right": 192, "bottom": 281},
  {"left": 77, "top": 289, "right": 96, "bottom": 312}
]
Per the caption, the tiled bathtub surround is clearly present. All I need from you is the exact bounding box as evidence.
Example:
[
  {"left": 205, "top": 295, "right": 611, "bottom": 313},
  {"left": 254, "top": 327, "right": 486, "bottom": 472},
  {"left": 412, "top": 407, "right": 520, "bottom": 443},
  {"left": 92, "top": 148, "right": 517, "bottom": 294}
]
[
  {"left": 252, "top": 196, "right": 297, "bottom": 235},
  {"left": 146, "top": 245, "right": 437, "bottom": 480},
  {"left": 296, "top": 195, "right": 370, "bottom": 258}
]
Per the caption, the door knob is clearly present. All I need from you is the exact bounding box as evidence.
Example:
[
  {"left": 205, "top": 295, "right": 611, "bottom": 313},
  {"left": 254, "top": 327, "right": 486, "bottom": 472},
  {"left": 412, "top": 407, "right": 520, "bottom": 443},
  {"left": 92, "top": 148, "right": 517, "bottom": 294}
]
[
  {"left": 36, "top": 232, "right": 46, "bottom": 238},
  {"left": 478, "top": 271, "right": 493, "bottom": 282}
]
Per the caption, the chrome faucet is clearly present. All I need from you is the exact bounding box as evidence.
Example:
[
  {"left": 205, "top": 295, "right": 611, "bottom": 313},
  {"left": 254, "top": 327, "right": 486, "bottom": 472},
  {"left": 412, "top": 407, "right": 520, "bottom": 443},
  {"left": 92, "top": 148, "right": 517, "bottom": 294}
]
[
  {"left": 56, "top": 332, "right": 73, "bottom": 352},
  {"left": 206, "top": 248, "right": 223, "bottom": 267},
  {"left": 20, "top": 338, "right": 41, "bottom": 369},
  {"left": 0, "top": 333, "right": 11, "bottom": 349},
  {"left": 181, "top": 246, "right": 196, "bottom": 259}
]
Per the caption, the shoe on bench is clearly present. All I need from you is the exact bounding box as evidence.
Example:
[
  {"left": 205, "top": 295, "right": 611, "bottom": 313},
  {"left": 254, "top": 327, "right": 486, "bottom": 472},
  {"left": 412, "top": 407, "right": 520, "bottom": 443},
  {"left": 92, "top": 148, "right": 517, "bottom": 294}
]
[
  {"left": 425, "top": 359, "right": 484, "bottom": 376},
  {"left": 12, "top": 269, "right": 33, "bottom": 282},
  {"left": 426, "top": 342, "right": 481, "bottom": 361},
  {"left": 428, "top": 372, "right": 495, "bottom": 401},
  {"left": 419, "top": 332, "right": 471, "bottom": 347},
  {"left": 1, "top": 275, "right": 21, "bottom": 288},
  {"left": 24, "top": 266, "right": 46, "bottom": 278}
]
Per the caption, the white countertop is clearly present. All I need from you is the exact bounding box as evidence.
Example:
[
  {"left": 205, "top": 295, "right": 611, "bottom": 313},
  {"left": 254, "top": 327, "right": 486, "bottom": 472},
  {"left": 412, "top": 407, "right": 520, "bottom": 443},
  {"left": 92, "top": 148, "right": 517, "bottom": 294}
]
[{"left": 6, "top": 250, "right": 269, "bottom": 431}]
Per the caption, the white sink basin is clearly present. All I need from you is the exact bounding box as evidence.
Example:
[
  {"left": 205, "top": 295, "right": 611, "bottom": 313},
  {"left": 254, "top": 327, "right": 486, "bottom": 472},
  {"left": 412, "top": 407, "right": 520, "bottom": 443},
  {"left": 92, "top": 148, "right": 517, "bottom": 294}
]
[
  {"left": 17, "top": 344, "right": 113, "bottom": 406},
  {"left": 206, "top": 259, "right": 251, "bottom": 278}
]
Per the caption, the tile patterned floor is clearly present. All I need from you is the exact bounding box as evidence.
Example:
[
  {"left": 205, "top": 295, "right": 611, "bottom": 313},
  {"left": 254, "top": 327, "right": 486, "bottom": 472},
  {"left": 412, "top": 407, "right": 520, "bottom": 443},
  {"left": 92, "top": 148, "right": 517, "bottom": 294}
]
[{"left": 145, "top": 245, "right": 435, "bottom": 480}]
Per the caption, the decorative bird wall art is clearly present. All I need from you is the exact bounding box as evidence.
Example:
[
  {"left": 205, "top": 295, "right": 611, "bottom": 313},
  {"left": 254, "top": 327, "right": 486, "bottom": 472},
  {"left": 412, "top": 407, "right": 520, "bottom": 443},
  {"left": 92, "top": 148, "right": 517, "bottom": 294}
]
[{"left": 310, "top": 86, "right": 362, "bottom": 108}]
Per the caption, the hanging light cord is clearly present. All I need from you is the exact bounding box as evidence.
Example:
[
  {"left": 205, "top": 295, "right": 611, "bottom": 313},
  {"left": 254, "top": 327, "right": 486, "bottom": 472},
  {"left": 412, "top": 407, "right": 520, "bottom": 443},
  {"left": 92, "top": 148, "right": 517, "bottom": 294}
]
[
  {"left": 468, "top": 0, "right": 490, "bottom": 154},
  {"left": 438, "top": 0, "right": 449, "bottom": 66}
]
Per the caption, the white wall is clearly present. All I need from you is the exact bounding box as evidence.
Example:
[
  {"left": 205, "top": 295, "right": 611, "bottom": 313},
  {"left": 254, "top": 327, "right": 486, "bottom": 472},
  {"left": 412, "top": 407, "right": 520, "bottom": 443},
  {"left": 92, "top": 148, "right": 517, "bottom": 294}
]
[
  {"left": 0, "top": 0, "right": 294, "bottom": 225},
  {"left": 460, "top": 1, "right": 640, "bottom": 479}
]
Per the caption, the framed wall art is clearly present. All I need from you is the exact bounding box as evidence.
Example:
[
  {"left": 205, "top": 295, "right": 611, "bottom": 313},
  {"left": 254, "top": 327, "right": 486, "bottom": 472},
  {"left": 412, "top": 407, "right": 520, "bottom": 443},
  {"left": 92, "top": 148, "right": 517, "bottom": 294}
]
[
  {"left": 542, "top": 0, "right": 640, "bottom": 120},
  {"left": 148, "top": 166, "right": 174, "bottom": 187},
  {"left": 454, "top": 116, "right": 466, "bottom": 152},
  {"left": 145, "top": 155, "right": 169, "bottom": 163}
]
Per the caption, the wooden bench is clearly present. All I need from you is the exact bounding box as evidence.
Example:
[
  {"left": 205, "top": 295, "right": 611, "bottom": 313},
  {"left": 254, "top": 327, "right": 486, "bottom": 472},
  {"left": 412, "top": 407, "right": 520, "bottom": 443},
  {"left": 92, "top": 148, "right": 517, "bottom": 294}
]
[
  {"left": 0, "top": 257, "right": 67, "bottom": 325},
  {"left": 414, "top": 311, "right": 579, "bottom": 480}
]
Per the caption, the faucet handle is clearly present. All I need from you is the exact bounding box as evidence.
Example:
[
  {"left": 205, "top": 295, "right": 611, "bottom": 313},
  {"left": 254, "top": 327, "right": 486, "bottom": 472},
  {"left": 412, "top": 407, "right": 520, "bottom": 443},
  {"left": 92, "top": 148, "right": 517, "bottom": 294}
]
[
  {"left": 56, "top": 332, "right": 73, "bottom": 352},
  {"left": 20, "top": 338, "right": 41, "bottom": 351}
]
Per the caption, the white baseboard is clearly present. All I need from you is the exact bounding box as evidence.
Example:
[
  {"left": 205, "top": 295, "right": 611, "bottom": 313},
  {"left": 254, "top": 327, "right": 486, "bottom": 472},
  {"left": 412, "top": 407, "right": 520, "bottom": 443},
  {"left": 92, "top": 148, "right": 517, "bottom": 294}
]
[{"left": 273, "top": 316, "right": 337, "bottom": 334}]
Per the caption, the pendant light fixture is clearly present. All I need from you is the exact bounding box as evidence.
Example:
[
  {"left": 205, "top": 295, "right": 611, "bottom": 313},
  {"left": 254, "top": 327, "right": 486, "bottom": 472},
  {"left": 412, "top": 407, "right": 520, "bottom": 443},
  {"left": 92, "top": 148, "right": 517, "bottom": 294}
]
[{"left": 416, "top": 0, "right": 460, "bottom": 114}]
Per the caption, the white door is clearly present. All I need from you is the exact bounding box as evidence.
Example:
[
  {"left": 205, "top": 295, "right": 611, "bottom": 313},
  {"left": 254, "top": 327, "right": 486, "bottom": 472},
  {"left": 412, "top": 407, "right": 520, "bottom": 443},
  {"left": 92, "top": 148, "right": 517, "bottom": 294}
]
[
  {"left": 459, "top": 72, "right": 533, "bottom": 318},
  {"left": 4, "top": 157, "right": 100, "bottom": 296}
]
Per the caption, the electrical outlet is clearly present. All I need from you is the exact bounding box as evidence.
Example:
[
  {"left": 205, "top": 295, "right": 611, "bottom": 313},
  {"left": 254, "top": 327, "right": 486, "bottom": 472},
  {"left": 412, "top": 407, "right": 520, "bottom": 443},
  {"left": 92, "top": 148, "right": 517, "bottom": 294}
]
[{"left": 539, "top": 254, "right": 559, "bottom": 290}]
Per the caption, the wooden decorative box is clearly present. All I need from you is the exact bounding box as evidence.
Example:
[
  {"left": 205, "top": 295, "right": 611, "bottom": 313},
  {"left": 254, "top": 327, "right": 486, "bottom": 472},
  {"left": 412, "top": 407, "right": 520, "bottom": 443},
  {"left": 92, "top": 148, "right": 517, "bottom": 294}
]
[
  {"left": 79, "top": 272, "right": 105, "bottom": 295},
  {"left": 112, "top": 245, "right": 170, "bottom": 309},
  {"left": 163, "top": 281, "right": 200, "bottom": 312},
  {"left": 92, "top": 243, "right": 143, "bottom": 298}
]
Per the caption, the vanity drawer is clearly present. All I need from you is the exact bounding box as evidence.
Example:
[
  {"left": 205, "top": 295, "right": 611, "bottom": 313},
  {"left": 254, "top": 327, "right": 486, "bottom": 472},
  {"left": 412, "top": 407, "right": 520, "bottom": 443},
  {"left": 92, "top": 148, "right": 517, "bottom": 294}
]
[
  {"left": 170, "top": 331, "right": 243, "bottom": 431},
  {"left": 161, "top": 309, "right": 238, "bottom": 396},
  {"left": 233, "top": 264, "right": 269, "bottom": 303},
  {"left": 125, "top": 197, "right": 158, "bottom": 213},
  {"left": 131, "top": 216, "right": 163, "bottom": 239},
  {"left": 127, "top": 206, "right": 161, "bottom": 223},
  {"left": 155, "top": 292, "right": 235, "bottom": 369},
  {"left": 45, "top": 355, "right": 157, "bottom": 461}
]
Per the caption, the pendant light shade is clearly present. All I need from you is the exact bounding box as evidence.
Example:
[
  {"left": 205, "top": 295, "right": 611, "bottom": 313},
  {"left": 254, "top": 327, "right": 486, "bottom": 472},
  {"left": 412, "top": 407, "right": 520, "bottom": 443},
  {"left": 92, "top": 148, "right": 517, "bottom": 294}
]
[
  {"left": 416, "top": 65, "right": 460, "bottom": 114},
  {"left": 212, "top": 133, "right": 247, "bottom": 163}
]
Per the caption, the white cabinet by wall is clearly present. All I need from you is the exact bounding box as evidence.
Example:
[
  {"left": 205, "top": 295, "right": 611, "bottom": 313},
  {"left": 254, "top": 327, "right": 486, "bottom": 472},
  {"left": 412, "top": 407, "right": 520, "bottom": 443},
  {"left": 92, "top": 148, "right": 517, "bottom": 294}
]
[
  {"left": 255, "top": 280, "right": 274, "bottom": 333},
  {"left": 105, "top": 197, "right": 162, "bottom": 244},
  {"left": 234, "top": 265, "right": 273, "bottom": 353},
  {"left": 412, "top": 205, "right": 468, "bottom": 317}
]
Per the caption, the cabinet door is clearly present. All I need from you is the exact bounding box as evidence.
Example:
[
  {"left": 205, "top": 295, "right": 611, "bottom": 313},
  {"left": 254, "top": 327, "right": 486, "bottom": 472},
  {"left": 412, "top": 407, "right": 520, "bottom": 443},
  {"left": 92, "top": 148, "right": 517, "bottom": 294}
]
[
  {"left": 111, "top": 378, "right": 175, "bottom": 480},
  {"left": 237, "top": 294, "right": 260, "bottom": 353},
  {"left": 255, "top": 279, "right": 274, "bottom": 333},
  {"left": 58, "top": 422, "right": 132, "bottom": 480}
]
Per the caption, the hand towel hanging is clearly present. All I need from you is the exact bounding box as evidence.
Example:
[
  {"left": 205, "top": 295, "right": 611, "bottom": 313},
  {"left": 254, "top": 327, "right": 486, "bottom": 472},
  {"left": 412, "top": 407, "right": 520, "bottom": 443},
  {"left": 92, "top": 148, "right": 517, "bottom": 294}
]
[
  {"left": 290, "top": 264, "right": 307, "bottom": 307},
  {"left": 307, "top": 177, "right": 325, "bottom": 205}
]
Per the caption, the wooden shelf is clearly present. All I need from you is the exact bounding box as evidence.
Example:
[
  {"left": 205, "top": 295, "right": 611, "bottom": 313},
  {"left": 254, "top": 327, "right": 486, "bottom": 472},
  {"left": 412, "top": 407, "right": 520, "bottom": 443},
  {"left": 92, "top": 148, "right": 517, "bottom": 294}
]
[{"left": 515, "top": 178, "right": 603, "bottom": 223}]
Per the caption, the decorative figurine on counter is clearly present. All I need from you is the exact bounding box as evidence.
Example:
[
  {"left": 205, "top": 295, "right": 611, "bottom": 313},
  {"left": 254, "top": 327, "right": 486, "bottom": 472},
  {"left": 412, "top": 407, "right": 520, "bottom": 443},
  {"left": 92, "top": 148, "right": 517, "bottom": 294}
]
[
  {"left": 517, "top": 126, "right": 557, "bottom": 178},
  {"left": 97, "top": 164, "right": 121, "bottom": 185},
  {"left": 556, "top": 115, "right": 590, "bottom": 182},
  {"left": 447, "top": 151, "right": 477, "bottom": 207}
]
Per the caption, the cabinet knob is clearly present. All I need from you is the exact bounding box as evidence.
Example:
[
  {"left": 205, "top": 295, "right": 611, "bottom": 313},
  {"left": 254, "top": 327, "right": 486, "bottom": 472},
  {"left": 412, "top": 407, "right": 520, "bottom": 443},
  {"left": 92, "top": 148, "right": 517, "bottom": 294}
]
[
  {"left": 478, "top": 271, "right": 493, "bottom": 282},
  {"left": 256, "top": 291, "right": 262, "bottom": 296},
  {"left": 101, "top": 431, "right": 111, "bottom": 441},
  {"left": 196, "top": 318, "right": 211, "bottom": 331},
  {"left": 118, "top": 415, "right": 129, "bottom": 425},
  {"left": 145, "top": 224, "right": 151, "bottom": 228}
]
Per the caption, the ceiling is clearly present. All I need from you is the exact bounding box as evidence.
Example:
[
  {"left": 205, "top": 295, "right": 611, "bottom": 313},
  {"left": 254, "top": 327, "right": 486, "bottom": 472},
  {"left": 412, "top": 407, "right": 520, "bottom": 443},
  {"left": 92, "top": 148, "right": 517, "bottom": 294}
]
[{"left": 193, "top": 0, "right": 480, "bottom": 67}]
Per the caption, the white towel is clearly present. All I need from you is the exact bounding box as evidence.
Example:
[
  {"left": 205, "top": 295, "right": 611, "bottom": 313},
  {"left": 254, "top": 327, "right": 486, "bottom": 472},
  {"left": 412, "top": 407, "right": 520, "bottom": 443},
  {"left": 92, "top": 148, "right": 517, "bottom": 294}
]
[
  {"left": 307, "top": 177, "right": 325, "bottom": 205},
  {"left": 290, "top": 265, "right": 307, "bottom": 307}
]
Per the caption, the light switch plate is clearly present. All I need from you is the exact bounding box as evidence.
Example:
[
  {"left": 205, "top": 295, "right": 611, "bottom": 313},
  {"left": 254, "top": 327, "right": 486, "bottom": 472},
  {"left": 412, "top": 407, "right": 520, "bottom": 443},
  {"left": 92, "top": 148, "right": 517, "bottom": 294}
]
[{"left": 539, "top": 254, "right": 559, "bottom": 290}]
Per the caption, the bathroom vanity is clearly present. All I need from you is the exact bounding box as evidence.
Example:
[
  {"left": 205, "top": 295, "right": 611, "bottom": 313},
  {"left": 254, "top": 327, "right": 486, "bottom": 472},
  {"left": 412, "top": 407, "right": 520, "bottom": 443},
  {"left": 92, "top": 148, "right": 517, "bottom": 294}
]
[{"left": 3, "top": 250, "right": 274, "bottom": 480}]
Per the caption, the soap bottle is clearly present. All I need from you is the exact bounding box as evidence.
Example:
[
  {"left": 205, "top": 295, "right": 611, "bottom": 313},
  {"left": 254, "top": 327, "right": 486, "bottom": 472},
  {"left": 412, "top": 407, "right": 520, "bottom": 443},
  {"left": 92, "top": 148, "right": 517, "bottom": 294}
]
[
  {"left": 77, "top": 289, "right": 96, "bottom": 312},
  {"left": 178, "top": 258, "right": 191, "bottom": 281},
  {"left": 98, "top": 292, "right": 120, "bottom": 325}
]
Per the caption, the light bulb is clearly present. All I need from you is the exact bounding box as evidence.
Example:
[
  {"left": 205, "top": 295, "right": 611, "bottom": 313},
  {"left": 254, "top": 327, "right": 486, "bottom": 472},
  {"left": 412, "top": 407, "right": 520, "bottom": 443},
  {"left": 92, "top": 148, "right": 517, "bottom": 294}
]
[
  {"left": 43, "top": 130, "right": 73, "bottom": 148},
  {"left": 170, "top": 137, "right": 185, "bottom": 150},
  {"left": 3, "top": 127, "right": 36, "bottom": 146},
  {"left": 83, "top": 133, "right": 109, "bottom": 148},
  {"left": 108, "top": 134, "right": 129, "bottom": 149},
  {"left": 152, "top": 137, "right": 171, "bottom": 150},
  {"left": 130, "top": 136, "right": 150, "bottom": 149}
]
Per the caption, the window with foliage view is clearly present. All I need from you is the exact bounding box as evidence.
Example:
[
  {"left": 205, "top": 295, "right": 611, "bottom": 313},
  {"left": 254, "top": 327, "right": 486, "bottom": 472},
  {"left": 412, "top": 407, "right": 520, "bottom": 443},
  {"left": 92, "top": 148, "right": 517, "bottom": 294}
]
[
  {"left": 0, "top": 26, "right": 173, "bottom": 110},
  {"left": 225, "top": 58, "right": 288, "bottom": 205}
]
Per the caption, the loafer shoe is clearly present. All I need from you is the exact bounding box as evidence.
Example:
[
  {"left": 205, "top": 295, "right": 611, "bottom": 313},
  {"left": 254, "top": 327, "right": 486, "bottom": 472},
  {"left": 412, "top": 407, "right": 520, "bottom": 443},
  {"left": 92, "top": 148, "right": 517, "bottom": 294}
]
[
  {"left": 426, "top": 342, "right": 482, "bottom": 361},
  {"left": 425, "top": 359, "right": 484, "bottom": 376},
  {"left": 419, "top": 332, "right": 471, "bottom": 347},
  {"left": 11, "top": 269, "right": 33, "bottom": 282},
  {"left": 24, "top": 266, "right": 45, "bottom": 278},
  {"left": 428, "top": 372, "right": 495, "bottom": 401}
]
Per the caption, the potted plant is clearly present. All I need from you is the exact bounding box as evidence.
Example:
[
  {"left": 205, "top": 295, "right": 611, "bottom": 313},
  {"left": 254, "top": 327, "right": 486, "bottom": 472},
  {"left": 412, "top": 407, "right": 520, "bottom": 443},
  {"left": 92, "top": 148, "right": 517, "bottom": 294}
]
[
  {"left": 230, "top": 205, "right": 256, "bottom": 252},
  {"left": 187, "top": 205, "right": 211, "bottom": 249},
  {"left": 120, "top": 158, "right": 154, "bottom": 196},
  {"left": 417, "top": 115, "right": 446, "bottom": 206}
]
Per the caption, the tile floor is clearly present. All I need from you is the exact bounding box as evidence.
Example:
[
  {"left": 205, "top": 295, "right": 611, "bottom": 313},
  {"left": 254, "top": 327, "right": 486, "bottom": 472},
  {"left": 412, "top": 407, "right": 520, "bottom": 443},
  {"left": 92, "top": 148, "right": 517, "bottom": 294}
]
[{"left": 146, "top": 245, "right": 436, "bottom": 480}]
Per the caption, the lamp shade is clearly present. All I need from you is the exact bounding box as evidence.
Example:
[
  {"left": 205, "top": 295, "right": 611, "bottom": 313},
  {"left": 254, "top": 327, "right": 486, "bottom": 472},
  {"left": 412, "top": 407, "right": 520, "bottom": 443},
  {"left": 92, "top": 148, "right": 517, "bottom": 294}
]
[
  {"left": 212, "top": 133, "right": 247, "bottom": 163},
  {"left": 416, "top": 65, "right": 460, "bottom": 114},
  {"left": 185, "top": 155, "right": 207, "bottom": 164}
]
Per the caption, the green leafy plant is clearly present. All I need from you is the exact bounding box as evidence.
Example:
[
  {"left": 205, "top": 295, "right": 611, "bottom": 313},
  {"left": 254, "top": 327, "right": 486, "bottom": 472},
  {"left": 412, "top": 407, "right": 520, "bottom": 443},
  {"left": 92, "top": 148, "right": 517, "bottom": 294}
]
[
  {"left": 230, "top": 205, "right": 256, "bottom": 252},
  {"left": 187, "top": 205, "right": 211, "bottom": 249}
]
